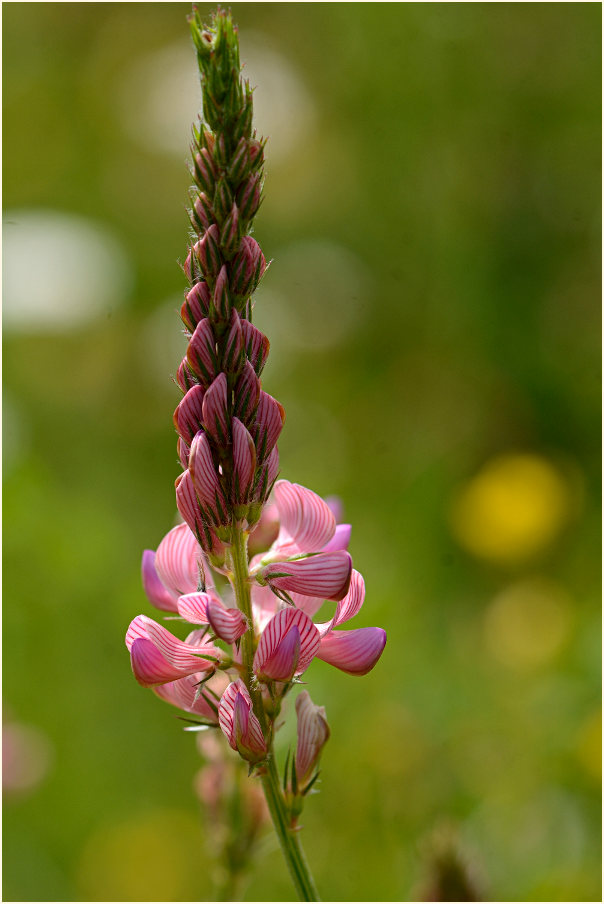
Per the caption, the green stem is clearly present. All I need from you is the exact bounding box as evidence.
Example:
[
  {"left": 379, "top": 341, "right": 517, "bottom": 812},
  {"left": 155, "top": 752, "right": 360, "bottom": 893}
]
[{"left": 230, "top": 527, "right": 320, "bottom": 902}]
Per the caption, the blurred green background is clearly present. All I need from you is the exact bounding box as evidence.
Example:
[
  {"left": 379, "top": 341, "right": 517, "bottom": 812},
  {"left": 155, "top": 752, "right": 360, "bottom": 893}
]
[{"left": 3, "top": 3, "right": 601, "bottom": 901}]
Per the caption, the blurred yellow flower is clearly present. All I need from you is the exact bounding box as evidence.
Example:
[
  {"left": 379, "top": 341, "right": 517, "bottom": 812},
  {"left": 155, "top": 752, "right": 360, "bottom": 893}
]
[
  {"left": 450, "top": 453, "right": 572, "bottom": 564},
  {"left": 483, "top": 578, "right": 573, "bottom": 670}
]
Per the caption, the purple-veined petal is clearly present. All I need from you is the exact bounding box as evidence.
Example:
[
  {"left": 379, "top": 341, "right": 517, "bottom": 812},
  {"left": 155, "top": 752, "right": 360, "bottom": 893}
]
[
  {"left": 253, "top": 608, "right": 320, "bottom": 681},
  {"left": 177, "top": 592, "right": 247, "bottom": 644},
  {"left": 234, "top": 360, "right": 261, "bottom": 424},
  {"left": 289, "top": 591, "right": 325, "bottom": 619},
  {"left": 251, "top": 583, "right": 279, "bottom": 633},
  {"left": 322, "top": 523, "right": 352, "bottom": 552},
  {"left": 188, "top": 432, "right": 228, "bottom": 525},
  {"left": 176, "top": 357, "right": 197, "bottom": 393},
  {"left": 153, "top": 674, "right": 218, "bottom": 721},
  {"left": 181, "top": 281, "right": 211, "bottom": 331},
  {"left": 155, "top": 522, "right": 204, "bottom": 598},
  {"left": 212, "top": 264, "right": 230, "bottom": 320},
  {"left": 241, "top": 319, "right": 270, "bottom": 376},
  {"left": 231, "top": 417, "right": 256, "bottom": 503},
  {"left": 202, "top": 373, "right": 229, "bottom": 446},
  {"left": 295, "top": 690, "right": 330, "bottom": 787},
  {"left": 252, "top": 392, "right": 285, "bottom": 462},
  {"left": 317, "top": 569, "right": 365, "bottom": 636},
  {"left": 188, "top": 318, "right": 217, "bottom": 386},
  {"left": 223, "top": 309, "right": 243, "bottom": 374},
  {"left": 174, "top": 385, "right": 205, "bottom": 444},
  {"left": 254, "top": 446, "right": 279, "bottom": 504},
  {"left": 175, "top": 470, "right": 211, "bottom": 548},
  {"left": 141, "top": 549, "right": 178, "bottom": 612},
  {"left": 218, "top": 679, "right": 267, "bottom": 761},
  {"left": 126, "top": 615, "right": 218, "bottom": 687},
  {"left": 261, "top": 551, "right": 352, "bottom": 601},
  {"left": 315, "top": 627, "right": 387, "bottom": 676},
  {"left": 274, "top": 480, "right": 336, "bottom": 553}
]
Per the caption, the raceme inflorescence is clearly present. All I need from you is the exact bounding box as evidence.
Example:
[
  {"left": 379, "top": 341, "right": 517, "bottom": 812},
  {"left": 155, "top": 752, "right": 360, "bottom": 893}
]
[{"left": 125, "top": 9, "right": 386, "bottom": 900}]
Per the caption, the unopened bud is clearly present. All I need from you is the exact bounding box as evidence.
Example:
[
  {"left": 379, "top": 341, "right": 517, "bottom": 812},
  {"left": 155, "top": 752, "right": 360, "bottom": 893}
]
[
  {"left": 194, "top": 147, "right": 217, "bottom": 194},
  {"left": 220, "top": 202, "right": 240, "bottom": 257},
  {"left": 294, "top": 691, "right": 330, "bottom": 790},
  {"left": 228, "top": 136, "right": 249, "bottom": 184},
  {"left": 181, "top": 281, "right": 211, "bottom": 331},
  {"left": 230, "top": 236, "right": 266, "bottom": 298},
  {"left": 237, "top": 173, "right": 262, "bottom": 222},
  {"left": 192, "top": 193, "right": 214, "bottom": 232}
]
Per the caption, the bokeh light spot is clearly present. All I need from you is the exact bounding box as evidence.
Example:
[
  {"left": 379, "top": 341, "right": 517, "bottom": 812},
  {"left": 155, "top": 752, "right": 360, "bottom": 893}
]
[
  {"left": 483, "top": 578, "right": 573, "bottom": 670},
  {"left": 76, "top": 808, "right": 202, "bottom": 902},
  {"left": 3, "top": 209, "right": 132, "bottom": 332},
  {"left": 449, "top": 453, "right": 572, "bottom": 564},
  {"left": 2, "top": 721, "right": 53, "bottom": 796},
  {"left": 574, "top": 708, "right": 601, "bottom": 783}
]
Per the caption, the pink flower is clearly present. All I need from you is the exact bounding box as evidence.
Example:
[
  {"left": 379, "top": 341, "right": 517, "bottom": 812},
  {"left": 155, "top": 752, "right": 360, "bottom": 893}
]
[
  {"left": 253, "top": 609, "right": 320, "bottom": 683},
  {"left": 125, "top": 615, "right": 220, "bottom": 687},
  {"left": 218, "top": 679, "right": 267, "bottom": 763},
  {"left": 295, "top": 690, "right": 330, "bottom": 789},
  {"left": 141, "top": 522, "right": 208, "bottom": 613},
  {"left": 177, "top": 591, "right": 248, "bottom": 644},
  {"left": 258, "top": 551, "right": 353, "bottom": 602}
]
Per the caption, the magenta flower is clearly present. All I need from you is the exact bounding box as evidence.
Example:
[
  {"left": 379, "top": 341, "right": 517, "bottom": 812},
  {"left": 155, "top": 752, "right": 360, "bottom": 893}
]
[
  {"left": 125, "top": 615, "right": 221, "bottom": 687},
  {"left": 128, "top": 11, "right": 387, "bottom": 897},
  {"left": 218, "top": 679, "right": 267, "bottom": 764}
]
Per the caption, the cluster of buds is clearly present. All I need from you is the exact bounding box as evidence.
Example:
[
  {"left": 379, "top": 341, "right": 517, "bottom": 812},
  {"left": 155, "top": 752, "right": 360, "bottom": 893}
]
[
  {"left": 126, "top": 6, "right": 386, "bottom": 859},
  {"left": 174, "top": 7, "right": 282, "bottom": 562}
]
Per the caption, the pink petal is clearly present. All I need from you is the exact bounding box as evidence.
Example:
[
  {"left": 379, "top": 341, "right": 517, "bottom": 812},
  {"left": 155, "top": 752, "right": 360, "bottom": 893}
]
[
  {"left": 188, "top": 432, "right": 228, "bottom": 525},
  {"left": 202, "top": 373, "right": 229, "bottom": 446},
  {"left": 295, "top": 690, "right": 330, "bottom": 787},
  {"left": 173, "top": 385, "right": 205, "bottom": 444},
  {"left": 218, "top": 679, "right": 266, "bottom": 760},
  {"left": 252, "top": 392, "right": 285, "bottom": 462},
  {"left": 316, "top": 627, "right": 387, "bottom": 676},
  {"left": 261, "top": 551, "right": 352, "bottom": 601},
  {"left": 155, "top": 522, "right": 205, "bottom": 598},
  {"left": 259, "top": 626, "right": 301, "bottom": 682},
  {"left": 181, "top": 281, "right": 211, "bottom": 330},
  {"left": 141, "top": 550, "right": 178, "bottom": 612},
  {"left": 231, "top": 417, "right": 256, "bottom": 503},
  {"left": 176, "top": 357, "right": 197, "bottom": 393},
  {"left": 234, "top": 360, "right": 261, "bottom": 424},
  {"left": 254, "top": 446, "right": 279, "bottom": 503},
  {"left": 126, "top": 615, "right": 218, "bottom": 687},
  {"left": 153, "top": 674, "right": 218, "bottom": 721},
  {"left": 322, "top": 523, "right": 352, "bottom": 552},
  {"left": 251, "top": 583, "right": 279, "bottom": 633},
  {"left": 223, "top": 309, "right": 243, "bottom": 373},
  {"left": 317, "top": 569, "right": 365, "bottom": 636},
  {"left": 175, "top": 469, "right": 211, "bottom": 547},
  {"left": 253, "top": 608, "right": 320, "bottom": 681},
  {"left": 187, "top": 317, "right": 217, "bottom": 386},
  {"left": 177, "top": 592, "right": 247, "bottom": 644},
  {"left": 289, "top": 591, "right": 325, "bottom": 618},
  {"left": 274, "top": 481, "right": 336, "bottom": 553},
  {"left": 241, "top": 320, "right": 270, "bottom": 376}
]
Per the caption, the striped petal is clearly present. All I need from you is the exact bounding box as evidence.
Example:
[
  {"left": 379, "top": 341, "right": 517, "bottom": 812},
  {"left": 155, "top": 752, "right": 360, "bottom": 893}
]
[
  {"left": 218, "top": 679, "right": 267, "bottom": 762},
  {"left": 253, "top": 608, "right": 320, "bottom": 681},
  {"left": 187, "top": 317, "right": 217, "bottom": 387},
  {"left": 153, "top": 674, "right": 218, "bottom": 721},
  {"left": 295, "top": 690, "right": 330, "bottom": 788},
  {"left": 202, "top": 373, "right": 229, "bottom": 446},
  {"left": 177, "top": 592, "right": 248, "bottom": 644},
  {"left": 181, "top": 281, "right": 211, "bottom": 331},
  {"left": 260, "top": 551, "right": 352, "bottom": 602},
  {"left": 155, "top": 522, "right": 205, "bottom": 597},
  {"left": 173, "top": 385, "right": 205, "bottom": 444},
  {"left": 234, "top": 360, "right": 261, "bottom": 424},
  {"left": 241, "top": 319, "right": 270, "bottom": 376},
  {"left": 251, "top": 583, "right": 280, "bottom": 633},
  {"left": 317, "top": 569, "right": 365, "bottom": 636},
  {"left": 251, "top": 392, "right": 285, "bottom": 462},
  {"left": 231, "top": 417, "right": 256, "bottom": 503},
  {"left": 274, "top": 480, "right": 336, "bottom": 553},
  {"left": 223, "top": 309, "right": 244, "bottom": 373},
  {"left": 141, "top": 550, "right": 178, "bottom": 612},
  {"left": 176, "top": 357, "right": 197, "bottom": 393},
  {"left": 188, "top": 432, "right": 228, "bottom": 525},
  {"left": 254, "top": 446, "right": 279, "bottom": 504},
  {"left": 175, "top": 469, "right": 210, "bottom": 546},
  {"left": 126, "top": 615, "right": 219, "bottom": 687},
  {"left": 322, "top": 523, "right": 352, "bottom": 552},
  {"left": 315, "top": 627, "right": 386, "bottom": 676}
]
